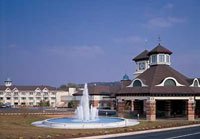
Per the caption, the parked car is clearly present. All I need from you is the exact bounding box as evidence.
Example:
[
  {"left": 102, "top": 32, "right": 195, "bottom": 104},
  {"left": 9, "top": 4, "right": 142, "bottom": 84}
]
[{"left": 0, "top": 103, "right": 12, "bottom": 108}]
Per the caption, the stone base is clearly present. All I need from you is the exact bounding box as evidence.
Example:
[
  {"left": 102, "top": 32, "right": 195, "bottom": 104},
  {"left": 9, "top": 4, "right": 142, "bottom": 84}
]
[
  {"left": 188, "top": 115, "right": 195, "bottom": 121},
  {"left": 146, "top": 115, "right": 156, "bottom": 121},
  {"left": 117, "top": 113, "right": 124, "bottom": 118}
]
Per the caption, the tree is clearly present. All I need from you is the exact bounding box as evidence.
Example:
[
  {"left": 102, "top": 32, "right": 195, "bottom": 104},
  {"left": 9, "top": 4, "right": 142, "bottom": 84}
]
[
  {"left": 68, "top": 100, "right": 76, "bottom": 108},
  {"left": 38, "top": 100, "right": 50, "bottom": 107}
]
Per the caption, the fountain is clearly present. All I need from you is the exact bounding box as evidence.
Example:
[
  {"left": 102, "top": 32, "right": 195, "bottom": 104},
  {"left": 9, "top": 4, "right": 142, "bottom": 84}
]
[
  {"left": 75, "top": 84, "right": 98, "bottom": 121},
  {"left": 32, "top": 83, "right": 139, "bottom": 129}
]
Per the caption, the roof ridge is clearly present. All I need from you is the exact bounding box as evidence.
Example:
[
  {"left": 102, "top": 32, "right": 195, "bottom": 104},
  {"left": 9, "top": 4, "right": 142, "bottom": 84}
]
[
  {"left": 149, "top": 66, "right": 159, "bottom": 93},
  {"left": 166, "top": 66, "right": 190, "bottom": 86}
]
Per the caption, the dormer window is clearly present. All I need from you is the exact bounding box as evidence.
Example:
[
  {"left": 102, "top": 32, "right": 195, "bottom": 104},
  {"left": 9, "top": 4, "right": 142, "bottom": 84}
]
[
  {"left": 164, "top": 79, "right": 176, "bottom": 86},
  {"left": 133, "top": 80, "right": 142, "bottom": 87},
  {"left": 190, "top": 78, "right": 200, "bottom": 87},
  {"left": 156, "top": 77, "right": 184, "bottom": 86},
  {"left": 194, "top": 80, "right": 198, "bottom": 87},
  {"left": 127, "top": 78, "right": 148, "bottom": 87}
]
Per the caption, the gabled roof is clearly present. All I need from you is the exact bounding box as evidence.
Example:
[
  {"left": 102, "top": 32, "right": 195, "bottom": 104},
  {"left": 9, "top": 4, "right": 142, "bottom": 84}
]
[
  {"left": 148, "top": 43, "right": 172, "bottom": 55},
  {"left": 133, "top": 50, "right": 149, "bottom": 62},
  {"left": 0, "top": 85, "right": 57, "bottom": 91},
  {"left": 117, "top": 65, "right": 200, "bottom": 95}
]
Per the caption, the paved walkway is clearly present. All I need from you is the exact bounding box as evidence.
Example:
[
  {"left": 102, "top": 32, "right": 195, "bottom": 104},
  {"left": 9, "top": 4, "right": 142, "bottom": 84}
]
[{"left": 74, "top": 124, "right": 200, "bottom": 139}]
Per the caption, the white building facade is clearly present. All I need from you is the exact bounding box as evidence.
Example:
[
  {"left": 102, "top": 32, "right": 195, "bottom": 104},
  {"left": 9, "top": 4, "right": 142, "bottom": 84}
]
[{"left": 0, "top": 79, "right": 74, "bottom": 107}]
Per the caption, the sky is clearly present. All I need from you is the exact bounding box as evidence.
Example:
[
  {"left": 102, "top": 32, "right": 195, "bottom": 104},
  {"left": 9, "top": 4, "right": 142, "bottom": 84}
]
[{"left": 1, "top": 0, "right": 200, "bottom": 87}]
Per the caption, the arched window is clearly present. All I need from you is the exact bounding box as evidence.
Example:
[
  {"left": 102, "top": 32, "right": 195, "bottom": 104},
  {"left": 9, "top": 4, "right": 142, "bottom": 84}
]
[
  {"left": 133, "top": 80, "right": 142, "bottom": 87},
  {"left": 164, "top": 79, "right": 176, "bottom": 86},
  {"left": 194, "top": 80, "right": 199, "bottom": 87}
]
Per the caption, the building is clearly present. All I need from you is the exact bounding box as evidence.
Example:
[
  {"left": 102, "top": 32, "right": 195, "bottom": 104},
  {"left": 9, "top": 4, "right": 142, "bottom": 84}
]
[
  {"left": 0, "top": 79, "right": 75, "bottom": 107},
  {"left": 116, "top": 43, "right": 200, "bottom": 121},
  {"left": 73, "top": 84, "right": 120, "bottom": 110}
]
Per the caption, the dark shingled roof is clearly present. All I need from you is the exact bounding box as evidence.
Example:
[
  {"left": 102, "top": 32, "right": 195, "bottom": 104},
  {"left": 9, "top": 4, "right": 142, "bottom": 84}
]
[
  {"left": 0, "top": 85, "right": 57, "bottom": 91},
  {"left": 148, "top": 44, "right": 172, "bottom": 55},
  {"left": 133, "top": 50, "right": 149, "bottom": 62},
  {"left": 117, "top": 65, "right": 200, "bottom": 95},
  {"left": 74, "top": 85, "right": 121, "bottom": 96}
]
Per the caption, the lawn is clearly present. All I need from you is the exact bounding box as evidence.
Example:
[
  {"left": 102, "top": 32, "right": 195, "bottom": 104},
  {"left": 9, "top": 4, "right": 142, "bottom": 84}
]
[{"left": 0, "top": 114, "right": 200, "bottom": 139}]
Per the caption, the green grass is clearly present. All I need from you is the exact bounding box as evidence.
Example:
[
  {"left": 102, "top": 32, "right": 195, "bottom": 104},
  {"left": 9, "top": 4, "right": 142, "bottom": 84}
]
[{"left": 0, "top": 115, "right": 200, "bottom": 139}]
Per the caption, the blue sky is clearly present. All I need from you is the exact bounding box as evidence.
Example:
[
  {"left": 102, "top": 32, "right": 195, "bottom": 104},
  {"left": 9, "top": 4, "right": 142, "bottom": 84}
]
[{"left": 1, "top": 0, "right": 200, "bottom": 87}]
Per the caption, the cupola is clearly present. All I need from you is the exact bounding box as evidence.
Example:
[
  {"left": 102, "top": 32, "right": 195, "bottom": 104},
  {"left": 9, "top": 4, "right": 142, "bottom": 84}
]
[
  {"left": 122, "top": 74, "right": 130, "bottom": 80},
  {"left": 148, "top": 43, "right": 172, "bottom": 66},
  {"left": 4, "top": 78, "right": 12, "bottom": 87},
  {"left": 121, "top": 74, "right": 131, "bottom": 88},
  {"left": 133, "top": 50, "right": 149, "bottom": 77}
]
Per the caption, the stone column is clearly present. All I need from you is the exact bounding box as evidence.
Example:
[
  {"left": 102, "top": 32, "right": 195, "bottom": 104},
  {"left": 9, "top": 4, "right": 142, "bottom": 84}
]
[
  {"left": 117, "top": 99, "right": 125, "bottom": 117},
  {"left": 131, "top": 100, "right": 134, "bottom": 112},
  {"left": 92, "top": 100, "right": 99, "bottom": 107},
  {"left": 165, "top": 100, "right": 171, "bottom": 117},
  {"left": 143, "top": 100, "right": 147, "bottom": 115},
  {"left": 146, "top": 99, "right": 156, "bottom": 121},
  {"left": 110, "top": 100, "right": 115, "bottom": 110},
  {"left": 188, "top": 98, "right": 195, "bottom": 121}
]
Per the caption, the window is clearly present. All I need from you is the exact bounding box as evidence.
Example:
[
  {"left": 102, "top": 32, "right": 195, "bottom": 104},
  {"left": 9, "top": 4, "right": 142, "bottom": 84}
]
[
  {"left": 194, "top": 80, "right": 199, "bottom": 87},
  {"left": 51, "top": 102, "right": 54, "bottom": 105},
  {"left": 29, "top": 97, "right": 33, "bottom": 100},
  {"left": 44, "top": 92, "right": 48, "bottom": 96},
  {"left": 36, "top": 97, "right": 41, "bottom": 100},
  {"left": 6, "top": 97, "right": 11, "bottom": 100},
  {"left": 21, "top": 97, "right": 26, "bottom": 100},
  {"left": 44, "top": 97, "right": 48, "bottom": 100},
  {"left": 0, "top": 97, "right": 3, "bottom": 100},
  {"left": 14, "top": 92, "right": 18, "bottom": 96},
  {"left": 166, "top": 55, "right": 170, "bottom": 63},
  {"left": 29, "top": 102, "right": 33, "bottom": 105},
  {"left": 51, "top": 92, "right": 56, "bottom": 95},
  {"left": 14, "top": 97, "right": 18, "bottom": 100},
  {"left": 36, "top": 92, "right": 41, "bottom": 96},
  {"left": 0, "top": 92, "right": 3, "bottom": 95},
  {"left": 29, "top": 92, "right": 34, "bottom": 95},
  {"left": 164, "top": 79, "right": 176, "bottom": 86},
  {"left": 151, "top": 55, "right": 157, "bottom": 63},
  {"left": 21, "top": 92, "right": 26, "bottom": 95},
  {"left": 133, "top": 80, "right": 142, "bottom": 87},
  {"left": 51, "top": 97, "right": 56, "bottom": 100},
  {"left": 159, "top": 54, "right": 165, "bottom": 62}
]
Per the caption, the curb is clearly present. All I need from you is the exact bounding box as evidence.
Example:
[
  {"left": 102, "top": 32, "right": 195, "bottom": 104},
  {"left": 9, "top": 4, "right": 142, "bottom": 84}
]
[{"left": 73, "top": 124, "right": 200, "bottom": 139}]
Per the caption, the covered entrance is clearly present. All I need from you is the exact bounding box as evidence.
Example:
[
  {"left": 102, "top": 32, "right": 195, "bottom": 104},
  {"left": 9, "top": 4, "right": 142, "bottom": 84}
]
[{"left": 156, "top": 100, "right": 187, "bottom": 118}]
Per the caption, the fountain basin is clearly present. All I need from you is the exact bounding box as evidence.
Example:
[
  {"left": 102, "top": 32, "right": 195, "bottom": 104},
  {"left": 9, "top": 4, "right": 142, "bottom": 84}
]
[{"left": 32, "top": 117, "right": 139, "bottom": 129}]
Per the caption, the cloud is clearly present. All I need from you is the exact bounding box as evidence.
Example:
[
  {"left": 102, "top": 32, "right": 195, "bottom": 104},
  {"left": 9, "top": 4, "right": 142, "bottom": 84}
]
[
  {"left": 114, "top": 36, "right": 145, "bottom": 45},
  {"left": 8, "top": 44, "right": 17, "bottom": 48},
  {"left": 72, "top": 45, "right": 104, "bottom": 57},
  {"left": 147, "top": 16, "right": 186, "bottom": 28},
  {"left": 163, "top": 3, "right": 174, "bottom": 9},
  {"left": 47, "top": 45, "right": 104, "bottom": 59}
]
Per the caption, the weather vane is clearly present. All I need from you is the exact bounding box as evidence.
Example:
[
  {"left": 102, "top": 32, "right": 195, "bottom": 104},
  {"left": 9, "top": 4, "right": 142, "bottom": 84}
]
[
  {"left": 144, "top": 38, "right": 148, "bottom": 50},
  {"left": 158, "top": 36, "right": 161, "bottom": 44}
]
